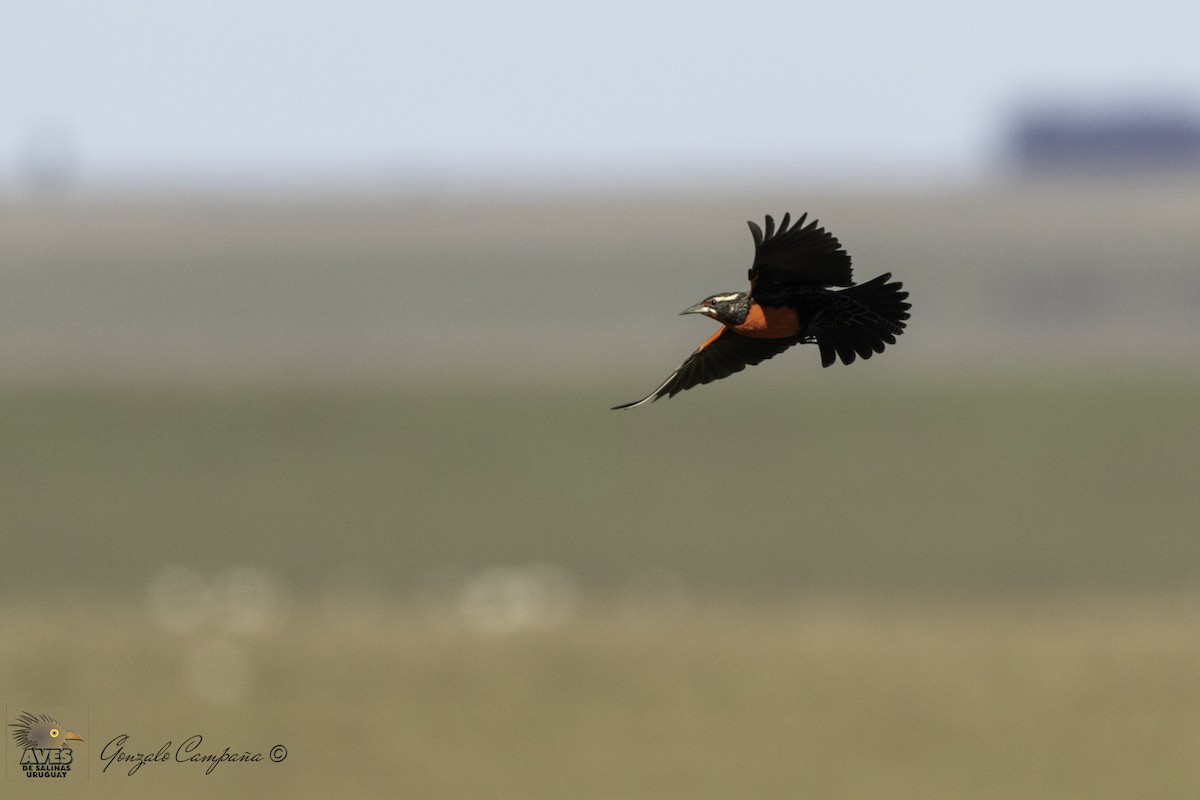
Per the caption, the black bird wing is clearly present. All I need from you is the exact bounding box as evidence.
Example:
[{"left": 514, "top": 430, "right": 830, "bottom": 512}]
[
  {"left": 747, "top": 213, "right": 854, "bottom": 302},
  {"left": 612, "top": 328, "right": 806, "bottom": 409},
  {"left": 806, "top": 273, "right": 911, "bottom": 367}
]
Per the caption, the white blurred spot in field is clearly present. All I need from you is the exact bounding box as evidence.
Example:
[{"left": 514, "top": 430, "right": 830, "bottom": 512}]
[
  {"left": 184, "top": 636, "right": 250, "bottom": 705},
  {"left": 616, "top": 567, "right": 692, "bottom": 630},
  {"left": 147, "top": 565, "right": 284, "bottom": 636},
  {"left": 212, "top": 567, "right": 282, "bottom": 635},
  {"left": 146, "top": 565, "right": 283, "bottom": 705},
  {"left": 147, "top": 565, "right": 216, "bottom": 633},
  {"left": 458, "top": 563, "right": 579, "bottom": 634}
]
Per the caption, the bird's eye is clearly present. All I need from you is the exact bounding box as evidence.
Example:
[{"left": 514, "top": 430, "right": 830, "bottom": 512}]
[{"left": 49, "top": 728, "right": 60, "bottom": 738}]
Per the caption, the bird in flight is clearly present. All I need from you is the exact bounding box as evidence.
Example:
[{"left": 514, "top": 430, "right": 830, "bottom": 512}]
[{"left": 613, "top": 213, "right": 910, "bottom": 409}]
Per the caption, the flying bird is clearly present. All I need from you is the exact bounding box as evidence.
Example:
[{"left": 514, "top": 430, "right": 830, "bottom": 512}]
[
  {"left": 613, "top": 213, "right": 910, "bottom": 409},
  {"left": 10, "top": 713, "right": 83, "bottom": 750}
]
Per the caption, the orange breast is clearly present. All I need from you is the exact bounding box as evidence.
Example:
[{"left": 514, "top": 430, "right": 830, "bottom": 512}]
[{"left": 729, "top": 303, "right": 801, "bottom": 339}]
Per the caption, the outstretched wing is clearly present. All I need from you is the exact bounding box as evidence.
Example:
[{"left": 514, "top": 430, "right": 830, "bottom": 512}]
[
  {"left": 747, "top": 213, "right": 853, "bottom": 298},
  {"left": 612, "top": 328, "right": 805, "bottom": 409}
]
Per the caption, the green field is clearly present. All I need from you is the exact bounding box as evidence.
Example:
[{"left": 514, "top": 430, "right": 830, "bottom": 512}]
[
  {"left": 4, "top": 376, "right": 1200, "bottom": 797},
  {"left": 2, "top": 375, "right": 1198, "bottom": 598},
  {"left": 3, "top": 189, "right": 1200, "bottom": 797}
]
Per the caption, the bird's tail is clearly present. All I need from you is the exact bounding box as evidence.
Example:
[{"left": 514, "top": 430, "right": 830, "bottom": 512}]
[{"left": 815, "top": 273, "right": 911, "bottom": 367}]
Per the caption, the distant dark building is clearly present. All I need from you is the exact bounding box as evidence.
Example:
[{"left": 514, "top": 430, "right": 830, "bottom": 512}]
[{"left": 1009, "top": 103, "right": 1200, "bottom": 175}]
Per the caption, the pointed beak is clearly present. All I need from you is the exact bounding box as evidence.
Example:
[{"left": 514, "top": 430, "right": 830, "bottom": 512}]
[
  {"left": 680, "top": 301, "right": 708, "bottom": 316},
  {"left": 63, "top": 731, "right": 83, "bottom": 742}
]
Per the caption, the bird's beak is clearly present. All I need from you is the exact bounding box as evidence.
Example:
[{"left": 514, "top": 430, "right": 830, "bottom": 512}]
[
  {"left": 63, "top": 731, "right": 83, "bottom": 741},
  {"left": 680, "top": 301, "right": 709, "bottom": 316}
]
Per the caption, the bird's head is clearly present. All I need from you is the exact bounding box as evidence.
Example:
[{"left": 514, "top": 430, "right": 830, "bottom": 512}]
[
  {"left": 10, "top": 713, "right": 83, "bottom": 750},
  {"left": 681, "top": 292, "right": 751, "bottom": 326}
]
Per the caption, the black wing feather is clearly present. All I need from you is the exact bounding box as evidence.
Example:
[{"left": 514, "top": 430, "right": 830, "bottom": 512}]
[
  {"left": 747, "top": 213, "right": 854, "bottom": 297},
  {"left": 612, "top": 329, "right": 805, "bottom": 409}
]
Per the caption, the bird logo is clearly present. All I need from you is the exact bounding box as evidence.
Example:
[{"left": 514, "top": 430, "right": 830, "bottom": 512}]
[
  {"left": 10, "top": 712, "right": 84, "bottom": 751},
  {"left": 613, "top": 213, "right": 910, "bottom": 409}
]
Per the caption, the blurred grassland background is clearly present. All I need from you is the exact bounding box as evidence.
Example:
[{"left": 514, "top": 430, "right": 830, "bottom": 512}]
[{"left": 3, "top": 183, "right": 1200, "bottom": 798}]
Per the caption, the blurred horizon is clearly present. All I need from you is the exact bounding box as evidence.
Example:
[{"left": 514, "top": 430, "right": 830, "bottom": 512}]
[
  {"left": 2, "top": 182, "right": 1197, "bottom": 389},
  {"left": 5, "top": 0, "right": 1200, "bottom": 197}
]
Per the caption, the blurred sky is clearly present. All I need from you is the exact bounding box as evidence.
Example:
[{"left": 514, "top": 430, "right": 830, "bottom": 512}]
[{"left": 3, "top": 0, "right": 1200, "bottom": 191}]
